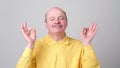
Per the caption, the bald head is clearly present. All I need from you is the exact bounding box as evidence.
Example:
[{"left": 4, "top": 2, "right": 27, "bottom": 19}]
[{"left": 45, "top": 7, "right": 67, "bottom": 22}]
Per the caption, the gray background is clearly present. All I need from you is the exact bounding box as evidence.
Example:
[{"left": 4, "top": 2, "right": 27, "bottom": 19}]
[{"left": 0, "top": 0, "right": 120, "bottom": 68}]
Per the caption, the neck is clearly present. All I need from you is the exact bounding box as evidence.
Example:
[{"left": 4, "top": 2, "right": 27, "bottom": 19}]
[{"left": 48, "top": 32, "right": 66, "bottom": 42}]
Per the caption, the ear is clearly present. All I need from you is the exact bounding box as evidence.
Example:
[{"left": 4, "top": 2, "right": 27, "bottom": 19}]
[
  {"left": 45, "top": 22, "right": 48, "bottom": 28},
  {"left": 66, "top": 22, "right": 68, "bottom": 26}
]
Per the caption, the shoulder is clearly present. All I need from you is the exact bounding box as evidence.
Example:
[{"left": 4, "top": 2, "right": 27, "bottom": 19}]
[
  {"left": 67, "top": 36, "right": 82, "bottom": 43},
  {"left": 67, "top": 36, "right": 83, "bottom": 47},
  {"left": 34, "top": 35, "right": 50, "bottom": 47},
  {"left": 33, "top": 36, "right": 46, "bottom": 52},
  {"left": 67, "top": 36, "right": 85, "bottom": 52},
  {"left": 35, "top": 36, "right": 46, "bottom": 46}
]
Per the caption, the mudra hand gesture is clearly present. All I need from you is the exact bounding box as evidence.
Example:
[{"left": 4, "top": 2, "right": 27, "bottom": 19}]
[
  {"left": 81, "top": 23, "right": 98, "bottom": 45},
  {"left": 21, "top": 22, "right": 36, "bottom": 49}
]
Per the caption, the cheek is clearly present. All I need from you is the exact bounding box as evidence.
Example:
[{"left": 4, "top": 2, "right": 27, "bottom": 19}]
[
  {"left": 46, "top": 23, "right": 53, "bottom": 30},
  {"left": 62, "top": 21, "right": 67, "bottom": 27}
]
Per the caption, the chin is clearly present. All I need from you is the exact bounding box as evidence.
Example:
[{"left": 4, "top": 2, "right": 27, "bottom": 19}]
[
  {"left": 52, "top": 30, "right": 64, "bottom": 34},
  {"left": 54, "top": 30, "right": 64, "bottom": 32}
]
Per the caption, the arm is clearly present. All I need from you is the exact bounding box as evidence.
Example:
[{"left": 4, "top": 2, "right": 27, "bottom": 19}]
[
  {"left": 81, "top": 45, "right": 100, "bottom": 68},
  {"left": 16, "top": 48, "right": 36, "bottom": 68},
  {"left": 16, "top": 22, "right": 36, "bottom": 68},
  {"left": 80, "top": 23, "right": 100, "bottom": 68}
]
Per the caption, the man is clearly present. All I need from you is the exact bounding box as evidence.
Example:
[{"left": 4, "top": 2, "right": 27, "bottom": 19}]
[{"left": 16, "top": 7, "right": 100, "bottom": 68}]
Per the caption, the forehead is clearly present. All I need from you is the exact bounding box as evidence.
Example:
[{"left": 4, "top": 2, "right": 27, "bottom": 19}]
[{"left": 46, "top": 8, "right": 66, "bottom": 18}]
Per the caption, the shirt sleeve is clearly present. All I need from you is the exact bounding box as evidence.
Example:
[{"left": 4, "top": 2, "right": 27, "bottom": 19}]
[
  {"left": 16, "top": 47, "right": 36, "bottom": 68},
  {"left": 81, "top": 45, "right": 100, "bottom": 68}
]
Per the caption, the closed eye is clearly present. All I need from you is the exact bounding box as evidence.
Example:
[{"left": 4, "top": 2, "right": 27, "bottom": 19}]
[
  {"left": 59, "top": 16, "right": 65, "bottom": 20},
  {"left": 49, "top": 17, "right": 55, "bottom": 21}
]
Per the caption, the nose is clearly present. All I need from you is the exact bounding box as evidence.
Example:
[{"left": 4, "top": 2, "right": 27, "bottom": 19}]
[{"left": 55, "top": 18, "right": 60, "bottom": 24}]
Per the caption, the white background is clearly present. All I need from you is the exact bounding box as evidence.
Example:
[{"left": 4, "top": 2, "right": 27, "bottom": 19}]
[{"left": 0, "top": 0, "right": 120, "bottom": 68}]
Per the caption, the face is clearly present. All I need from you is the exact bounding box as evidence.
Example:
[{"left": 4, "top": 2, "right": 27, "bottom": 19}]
[{"left": 45, "top": 8, "right": 67, "bottom": 34}]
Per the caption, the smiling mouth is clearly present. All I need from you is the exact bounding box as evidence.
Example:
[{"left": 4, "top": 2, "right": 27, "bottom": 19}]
[{"left": 52, "top": 24, "right": 62, "bottom": 28}]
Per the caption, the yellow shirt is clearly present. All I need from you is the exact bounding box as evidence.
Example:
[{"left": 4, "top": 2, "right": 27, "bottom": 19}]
[{"left": 16, "top": 35, "right": 100, "bottom": 68}]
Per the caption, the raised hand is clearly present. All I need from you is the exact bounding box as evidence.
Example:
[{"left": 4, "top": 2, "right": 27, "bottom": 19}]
[
  {"left": 21, "top": 22, "right": 36, "bottom": 48},
  {"left": 80, "top": 23, "right": 98, "bottom": 45}
]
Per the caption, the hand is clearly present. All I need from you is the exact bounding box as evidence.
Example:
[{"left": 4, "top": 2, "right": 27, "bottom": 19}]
[
  {"left": 21, "top": 22, "right": 36, "bottom": 48},
  {"left": 80, "top": 23, "right": 98, "bottom": 45}
]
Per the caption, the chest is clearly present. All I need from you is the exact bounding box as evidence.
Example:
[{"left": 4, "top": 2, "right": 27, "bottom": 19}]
[{"left": 35, "top": 45, "right": 82, "bottom": 68}]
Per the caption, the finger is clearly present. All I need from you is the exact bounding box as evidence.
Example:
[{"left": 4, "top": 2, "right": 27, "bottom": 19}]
[
  {"left": 26, "top": 28, "right": 33, "bottom": 34},
  {"left": 23, "top": 22, "right": 28, "bottom": 30},
  {"left": 93, "top": 27, "right": 99, "bottom": 35},
  {"left": 90, "top": 23, "right": 97, "bottom": 33},
  {"left": 80, "top": 28, "right": 85, "bottom": 38},
  {"left": 90, "top": 23, "right": 93, "bottom": 31},
  {"left": 32, "top": 28, "right": 36, "bottom": 39},
  {"left": 21, "top": 22, "right": 27, "bottom": 31},
  {"left": 28, "top": 28, "right": 33, "bottom": 31},
  {"left": 90, "top": 23, "right": 95, "bottom": 31},
  {"left": 81, "top": 28, "right": 87, "bottom": 36},
  {"left": 92, "top": 24, "right": 96, "bottom": 33},
  {"left": 21, "top": 23, "right": 26, "bottom": 34},
  {"left": 21, "top": 23, "right": 28, "bottom": 36},
  {"left": 26, "top": 27, "right": 34, "bottom": 33},
  {"left": 83, "top": 28, "right": 87, "bottom": 34},
  {"left": 81, "top": 28, "right": 84, "bottom": 35}
]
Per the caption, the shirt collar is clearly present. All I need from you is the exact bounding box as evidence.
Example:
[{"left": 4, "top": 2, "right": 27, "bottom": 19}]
[{"left": 44, "top": 34, "right": 70, "bottom": 46}]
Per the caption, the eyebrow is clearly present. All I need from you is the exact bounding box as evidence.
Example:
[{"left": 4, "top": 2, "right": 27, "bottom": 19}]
[
  {"left": 59, "top": 16, "right": 64, "bottom": 18},
  {"left": 48, "top": 17, "right": 55, "bottom": 19},
  {"left": 48, "top": 16, "right": 64, "bottom": 18}
]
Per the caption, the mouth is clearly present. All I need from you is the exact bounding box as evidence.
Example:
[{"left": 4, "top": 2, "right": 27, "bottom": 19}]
[{"left": 52, "top": 24, "right": 62, "bottom": 28}]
